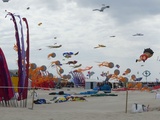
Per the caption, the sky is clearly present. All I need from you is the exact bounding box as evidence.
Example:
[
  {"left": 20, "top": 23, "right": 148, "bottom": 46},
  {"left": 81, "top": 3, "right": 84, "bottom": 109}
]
[{"left": 1, "top": 0, "right": 160, "bottom": 82}]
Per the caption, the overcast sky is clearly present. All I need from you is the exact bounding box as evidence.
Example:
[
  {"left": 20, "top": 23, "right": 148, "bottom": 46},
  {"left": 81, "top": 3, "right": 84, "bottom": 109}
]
[{"left": 1, "top": 0, "right": 160, "bottom": 82}]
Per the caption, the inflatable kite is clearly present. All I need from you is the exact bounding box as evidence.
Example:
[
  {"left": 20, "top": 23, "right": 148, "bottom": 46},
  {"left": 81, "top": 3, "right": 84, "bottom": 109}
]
[
  {"left": 63, "top": 52, "right": 73, "bottom": 58},
  {"left": 47, "top": 44, "right": 62, "bottom": 48},
  {"left": 94, "top": 44, "right": 106, "bottom": 49},
  {"left": 38, "top": 22, "right": 42, "bottom": 26},
  {"left": 63, "top": 52, "right": 78, "bottom": 58},
  {"left": 74, "top": 51, "right": 79, "bottom": 55},
  {"left": 98, "top": 61, "right": 114, "bottom": 68},
  {"left": 2, "top": 0, "right": 9, "bottom": 2},
  {"left": 49, "top": 60, "right": 62, "bottom": 67},
  {"left": 86, "top": 71, "right": 95, "bottom": 78},
  {"left": 47, "top": 52, "right": 56, "bottom": 59},
  {"left": 70, "top": 64, "right": 82, "bottom": 68},
  {"left": 123, "top": 68, "right": 131, "bottom": 75},
  {"left": 65, "top": 60, "right": 77, "bottom": 65},
  {"left": 136, "top": 48, "right": 154, "bottom": 62},
  {"left": 73, "top": 66, "right": 93, "bottom": 72}
]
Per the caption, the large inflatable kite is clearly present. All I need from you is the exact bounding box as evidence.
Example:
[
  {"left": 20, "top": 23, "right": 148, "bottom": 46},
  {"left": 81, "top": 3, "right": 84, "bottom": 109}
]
[{"left": 136, "top": 48, "right": 154, "bottom": 62}]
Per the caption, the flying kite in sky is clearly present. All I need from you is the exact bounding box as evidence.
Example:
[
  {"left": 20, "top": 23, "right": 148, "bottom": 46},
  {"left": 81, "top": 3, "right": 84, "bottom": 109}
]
[
  {"left": 115, "top": 64, "right": 120, "bottom": 68},
  {"left": 63, "top": 52, "right": 73, "bottom": 58},
  {"left": 38, "top": 22, "right": 42, "bottom": 26},
  {"left": 2, "top": 0, "right": 9, "bottom": 2},
  {"left": 47, "top": 44, "right": 62, "bottom": 48},
  {"left": 122, "top": 68, "right": 131, "bottom": 75},
  {"left": 98, "top": 61, "right": 114, "bottom": 68},
  {"left": 27, "top": 7, "right": 30, "bottom": 10},
  {"left": 87, "top": 71, "right": 95, "bottom": 78},
  {"left": 93, "top": 5, "right": 110, "bottom": 12},
  {"left": 94, "top": 44, "right": 106, "bottom": 49},
  {"left": 133, "top": 33, "right": 144, "bottom": 36},
  {"left": 47, "top": 52, "right": 56, "bottom": 59},
  {"left": 136, "top": 48, "right": 154, "bottom": 62},
  {"left": 70, "top": 64, "right": 82, "bottom": 68},
  {"left": 73, "top": 66, "right": 93, "bottom": 72},
  {"left": 74, "top": 51, "right": 79, "bottom": 55},
  {"left": 64, "top": 60, "right": 77, "bottom": 65},
  {"left": 37, "top": 48, "right": 42, "bottom": 50},
  {"left": 63, "top": 51, "right": 78, "bottom": 58},
  {"left": 49, "top": 60, "right": 62, "bottom": 67},
  {"left": 110, "top": 35, "right": 116, "bottom": 37}
]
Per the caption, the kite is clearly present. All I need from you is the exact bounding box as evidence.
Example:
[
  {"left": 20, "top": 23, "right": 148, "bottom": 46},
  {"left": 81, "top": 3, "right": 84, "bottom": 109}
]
[
  {"left": 93, "top": 5, "right": 110, "bottom": 12},
  {"left": 2, "top": 0, "right": 9, "bottom": 2},
  {"left": 27, "top": 7, "right": 30, "bottom": 10},
  {"left": 73, "top": 66, "right": 93, "bottom": 72},
  {"left": 110, "top": 69, "right": 120, "bottom": 79},
  {"left": 131, "top": 74, "right": 143, "bottom": 81},
  {"left": 70, "top": 64, "right": 82, "bottom": 68},
  {"left": 133, "top": 33, "right": 144, "bottom": 36},
  {"left": 63, "top": 52, "right": 74, "bottom": 58},
  {"left": 123, "top": 68, "right": 131, "bottom": 75},
  {"left": 100, "top": 71, "right": 108, "bottom": 77},
  {"left": 98, "top": 61, "right": 114, "bottom": 68},
  {"left": 87, "top": 71, "right": 95, "bottom": 78},
  {"left": 69, "top": 71, "right": 85, "bottom": 87},
  {"left": 47, "top": 52, "right": 56, "bottom": 59},
  {"left": 38, "top": 22, "right": 42, "bottom": 26},
  {"left": 131, "top": 74, "right": 136, "bottom": 81},
  {"left": 94, "top": 44, "right": 106, "bottom": 49},
  {"left": 74, "top": 51, "right": 79, "bottom": 55},
  {"left": 49, "top": 60, "right": 62, "bottom": 67},
  {"left": 38, "top": 48, "right": 42, "bottom": 50},
  {"left": 115, "top": 64, "right": 120, "bottom": 68},
  {"left": 65, "top": 60, "right": 77, "bottom": 65},
  {"left": 136, "top": 48, "right": 154, "bottom": 62},
  {"left": 47, "top": 44, "right": 62, "bottom": 48}
]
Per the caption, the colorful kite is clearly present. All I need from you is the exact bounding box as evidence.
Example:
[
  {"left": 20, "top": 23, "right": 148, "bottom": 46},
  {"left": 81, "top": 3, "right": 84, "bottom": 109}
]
[
  {"left": 73, "top": 66, "right": 93, "bottom": 72},
  {"left": 122, "top": 68, "right": 131, "bottom": 75},
  {"left": 63, "top": 52, "right": 74, "bottom": 58},
  {"left": 136, "top": 48, "right": 154, "bottom": 62},
  {"left": 87, "top": 71, "right": 95, "bottom": 78},
  {"left": 47, "top": 52, "right": 56, "bottom": 59},
  {"left": 98, "top": 61, "right": 114, "bottom": 68}
]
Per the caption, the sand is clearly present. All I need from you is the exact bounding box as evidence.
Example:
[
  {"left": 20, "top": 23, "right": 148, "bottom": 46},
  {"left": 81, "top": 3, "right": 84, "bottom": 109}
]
[{"left": 0, "top": 88, "right": 160, "bottom": 120}]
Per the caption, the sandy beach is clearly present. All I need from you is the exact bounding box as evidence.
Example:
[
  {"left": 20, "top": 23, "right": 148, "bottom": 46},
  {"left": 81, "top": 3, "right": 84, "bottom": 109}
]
[{"left": 0, "top": 88, "right": 160, "bottom": 120}]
